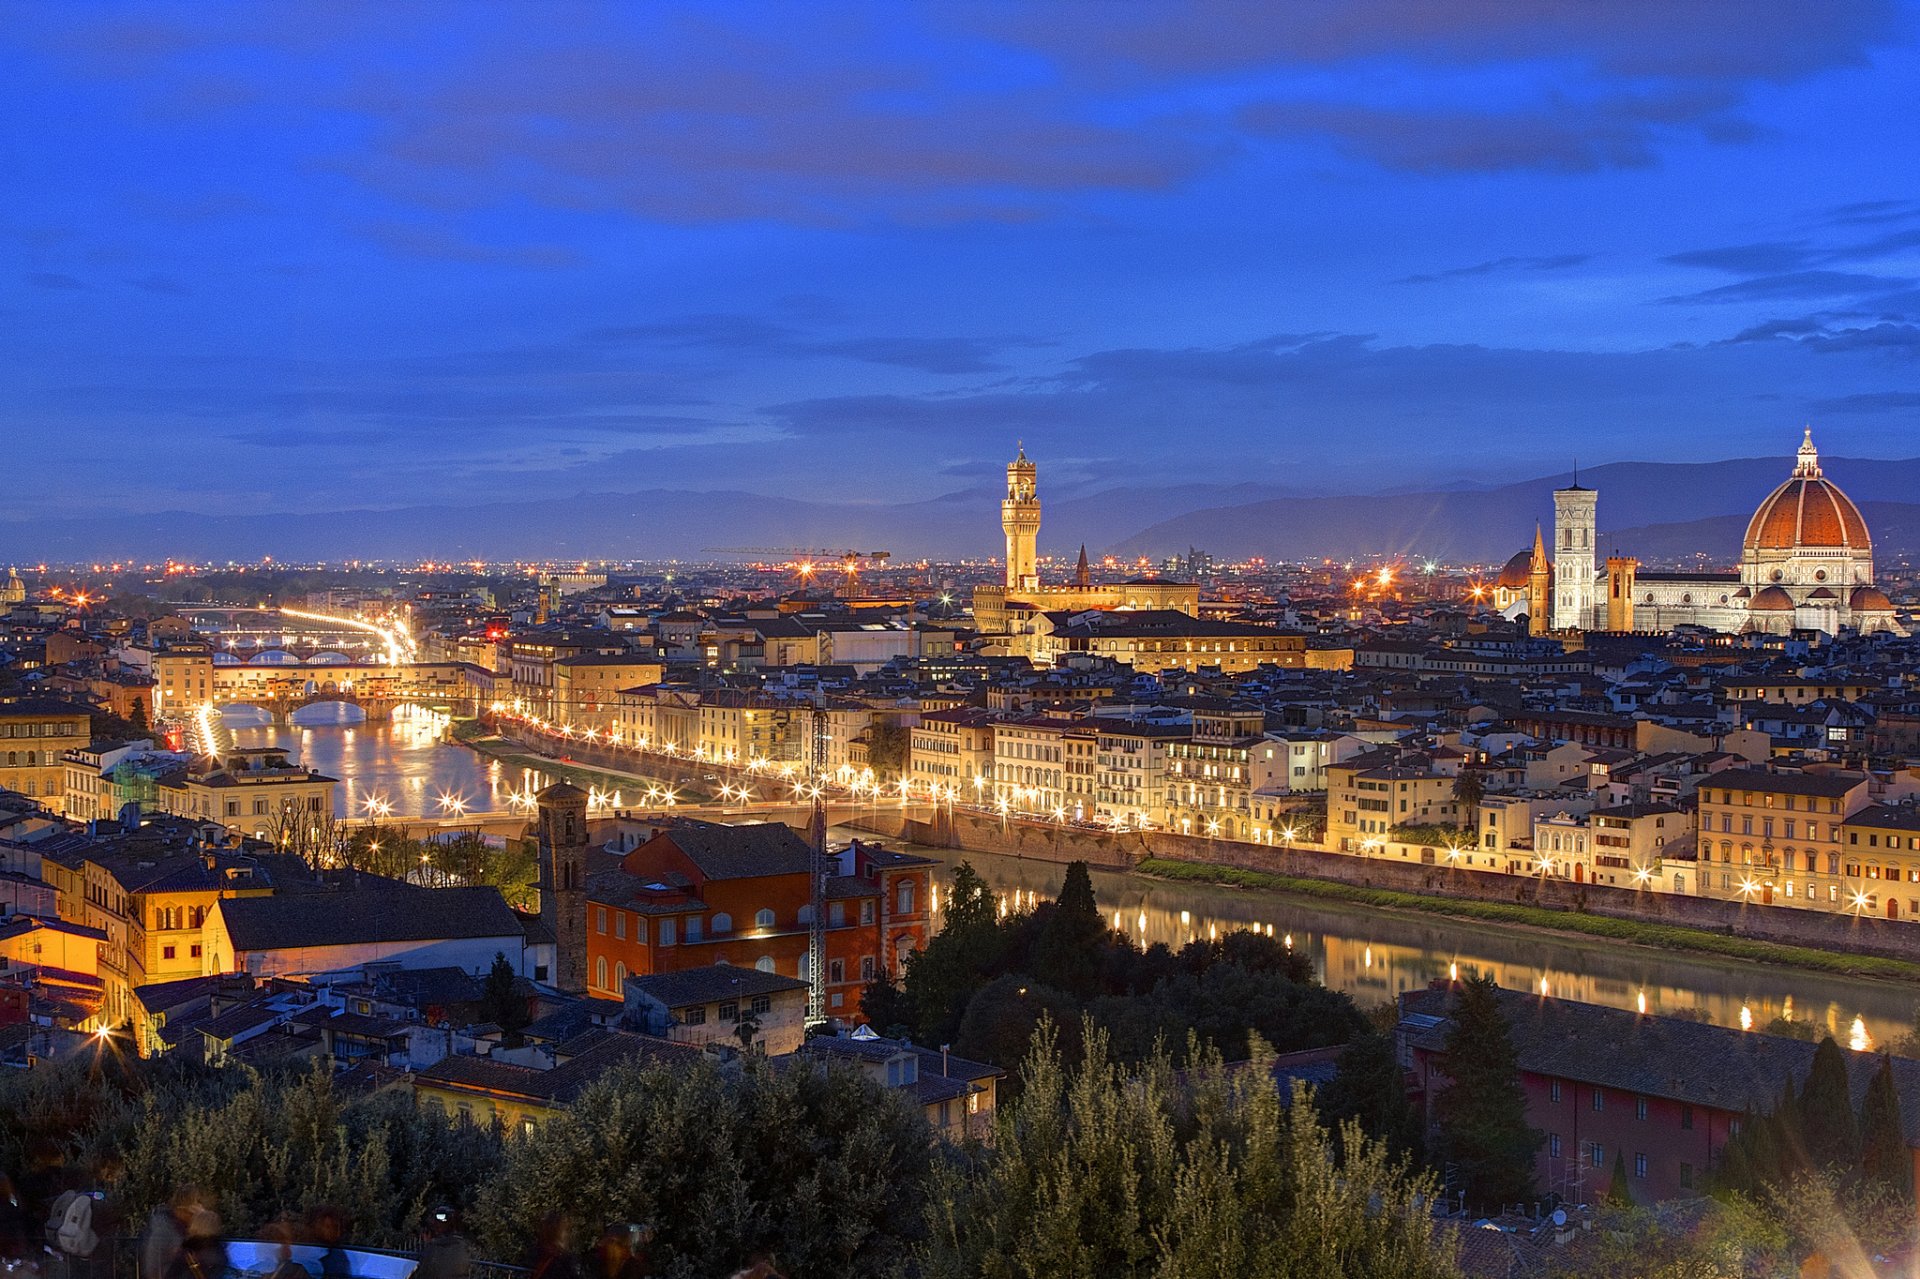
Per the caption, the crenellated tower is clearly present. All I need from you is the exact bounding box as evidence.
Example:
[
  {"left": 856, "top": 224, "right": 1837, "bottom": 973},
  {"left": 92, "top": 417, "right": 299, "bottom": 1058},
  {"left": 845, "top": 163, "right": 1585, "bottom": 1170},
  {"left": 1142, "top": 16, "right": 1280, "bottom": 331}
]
[
  {"left": 536, "top": 780, "right": 590, "bottom": 993},
  {"left": 1002, "top": 444, "right": 1040, "bottom": 592}
]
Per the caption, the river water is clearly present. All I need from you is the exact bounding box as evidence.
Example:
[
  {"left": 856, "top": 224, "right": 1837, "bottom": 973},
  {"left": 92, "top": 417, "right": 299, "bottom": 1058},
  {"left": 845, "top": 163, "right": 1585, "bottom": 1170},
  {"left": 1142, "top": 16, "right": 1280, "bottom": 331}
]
[{"left": 224, "top": 716, "right": 1919, "bottom": 1049}]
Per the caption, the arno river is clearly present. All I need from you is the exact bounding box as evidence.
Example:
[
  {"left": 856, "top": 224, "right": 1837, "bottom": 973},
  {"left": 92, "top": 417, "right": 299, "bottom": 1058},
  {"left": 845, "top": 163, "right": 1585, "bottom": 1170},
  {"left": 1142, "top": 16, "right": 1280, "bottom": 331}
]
[{"left": 235, "top": 713, "right": 1920, "bottom": 1050}]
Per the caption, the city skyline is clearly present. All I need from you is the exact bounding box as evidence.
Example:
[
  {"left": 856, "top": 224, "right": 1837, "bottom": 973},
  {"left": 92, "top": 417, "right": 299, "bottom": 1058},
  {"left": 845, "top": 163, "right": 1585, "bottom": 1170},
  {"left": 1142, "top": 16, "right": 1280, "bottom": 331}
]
[{"left": 6, "top": 2, "right": 1920, "bottom": 525}]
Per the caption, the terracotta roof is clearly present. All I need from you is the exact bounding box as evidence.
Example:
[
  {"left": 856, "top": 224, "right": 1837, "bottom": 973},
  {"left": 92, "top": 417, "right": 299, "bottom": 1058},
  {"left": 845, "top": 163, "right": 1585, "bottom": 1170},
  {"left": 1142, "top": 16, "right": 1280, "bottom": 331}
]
[{"left": 1744, "top": 477, "right": 1870, "bottom": 551}]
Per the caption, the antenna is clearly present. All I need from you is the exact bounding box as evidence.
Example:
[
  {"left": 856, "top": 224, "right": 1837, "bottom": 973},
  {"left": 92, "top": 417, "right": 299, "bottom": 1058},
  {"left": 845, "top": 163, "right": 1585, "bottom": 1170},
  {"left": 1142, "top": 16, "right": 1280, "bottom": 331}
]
[{"left": 806, "top": 691, "right": 829, "bottom": 1025}]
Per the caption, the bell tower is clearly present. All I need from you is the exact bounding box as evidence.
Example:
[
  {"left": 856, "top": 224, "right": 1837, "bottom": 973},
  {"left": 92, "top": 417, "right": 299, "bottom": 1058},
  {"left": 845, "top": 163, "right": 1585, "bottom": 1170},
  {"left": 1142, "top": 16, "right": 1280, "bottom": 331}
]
[
  {"left": 1552, "top": 477, "right": 1598, "bottom": 632},
  {"left": 1002, "top": 444, "right": 1041, "bottom": 592},
  {"left": 536, "top": 780, "right": 590, "bottom": 993}
]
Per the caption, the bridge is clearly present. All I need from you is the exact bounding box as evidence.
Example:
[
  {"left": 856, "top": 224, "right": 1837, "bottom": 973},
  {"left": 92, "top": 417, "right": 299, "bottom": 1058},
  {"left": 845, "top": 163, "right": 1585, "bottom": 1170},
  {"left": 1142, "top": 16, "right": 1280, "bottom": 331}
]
[
  {"left": 206, "top": 660, "right": 483, "bottom": 725},
  {"left": 345, "top": 797, "right": 941, "bottom": 844}
]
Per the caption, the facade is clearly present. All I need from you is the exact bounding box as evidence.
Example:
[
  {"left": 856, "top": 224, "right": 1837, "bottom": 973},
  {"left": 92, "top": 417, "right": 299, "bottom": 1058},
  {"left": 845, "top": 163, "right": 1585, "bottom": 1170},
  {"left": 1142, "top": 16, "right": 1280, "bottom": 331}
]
[
  {"left": 550, "top": 654, "right": 665, "bottom": 730},
  {"left": 155, "top": 747, "right": 336, "bottom": 841},
  {"left": 1032, "top": 610, "right": 1307, "bottom": 674},
  {"left": 205, "top": 885, "right": 538, "bottom": 980},
  {"left": 1495, "top": 431, "right": 1902, "bottom": 637},
  {"left": 908, "top": 708, "right": 999, "bottom": 796},
  {"left": 0, "top": 698, "right": 91, "bottom": 804},
  {"left": 536, "top": 782, "right": 590, "bottom": 994},
  {"left": 1326, "top": 758, "right": 1467, "bottom": 852},
  {"left": 1094, "top": 723, "right": 1188, "bottom": 828},
  {"left": 622, "top": 965, "right": 811, "bottom": 1055},
  {"left": 585, "top": 823, "right": 935, "bottom": 1020},
  {"left": 1695, "top": 768, "right": 1872, "bottom": 912}
]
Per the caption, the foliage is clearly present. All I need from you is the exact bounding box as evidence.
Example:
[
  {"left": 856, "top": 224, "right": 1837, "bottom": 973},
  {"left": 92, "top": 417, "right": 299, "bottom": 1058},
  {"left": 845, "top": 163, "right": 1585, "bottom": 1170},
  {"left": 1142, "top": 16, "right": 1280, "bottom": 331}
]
[
  {"left": 1451, "top": 772, "right": 1486, "bottom": 809},
  {"left": 1607, "top": 1151, "right": 1632, "bottom": 1206},
  {"left": 857, "top": 974, "right": 915, "bottom": 1040},
  {"left": 1387, "top": 823, "right": 1472, "bottom": 846},
  {"left": 1542, "top": 1199, "right": 1787, "bottom": 1279},
  {"left": 1859, "top": 1054, "right": 1909, "bottom": 1201},
  {"left": 900, "top": 862, "right": 1367, "bottom": 1091},
  {"left": 1759, "top": 1016, "right": 1816, "bottom": 1041},
  {"left": 475, "top": 1056, "right": 932, "bottom": 1279},
  {"left": 1430, "top": 976, "right": 1542, "bottom": 1212},
  {"left": 1134, "top": 859, "right": 1920, "bottom": 981},
  {"left": 1797, "top": 1038, "right": 1857, "bottom": 1171},
  {"left": 480, "top": 952, "right": 530, "bottom": 1040},
  {"left": 864, "top": 721, "right": 911, "bottom": 780},
  {"left": 922, "top": 1021, "right": 1458, "bottom": 1279},
  {"left": 1317, "top": 1029, "right": 1423, "bottom": 1163}
]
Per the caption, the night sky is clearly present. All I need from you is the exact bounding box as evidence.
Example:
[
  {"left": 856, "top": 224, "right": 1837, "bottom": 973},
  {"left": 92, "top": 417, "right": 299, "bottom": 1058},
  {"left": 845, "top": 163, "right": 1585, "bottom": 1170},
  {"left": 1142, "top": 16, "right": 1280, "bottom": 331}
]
[{"left": 6, "top": 2, "right": 1920, "bottom": 522}]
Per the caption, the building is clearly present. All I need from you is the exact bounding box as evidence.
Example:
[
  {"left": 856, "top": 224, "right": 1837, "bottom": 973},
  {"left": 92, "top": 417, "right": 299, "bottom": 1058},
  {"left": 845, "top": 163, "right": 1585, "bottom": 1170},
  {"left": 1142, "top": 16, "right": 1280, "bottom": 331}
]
[
  {"left": 1837, "top": 802, "right": 1920, "bottom": 922},
  {"left": 412, "top": 1028, "right": 701, "bottom": 1134},
  {"left": 909, "top": 707, "right": 999, "bottom": 797},
  {"left": 536, "top": 781, "right": 590, "bottom": 994},
  {"left": 1094, "top": 722, "right": 1189, "bottom": 828},
  {"left": 204, "top": 884, "right": 542, "bottom": 981},
  {"left": 621, "top": 964, "right": 811, "bottom": 1055},
  {"left": 155, "top": 747, "right": 337, "bottom": 841},
  {"left": 586, "top": 824, "right": 934, "bottom": 1019},
  {"left": 972, "top": 447, "right": 1200, "bottom": 639},
  {"left": 798, "top": 1028, "right": 1003, "bottom": 1140},
  {"left": 1400, "top": 984, "right": 1920, "bottom": 1206},
  {"left": 1165, "top": 705, "right": 1267, "bottom": 841},
  {"left": 151, "top": 645, "right": 215, "bottom": 718},
  {"left": 1326, "top": 757, "right": 1468, "bottom": 852},
  {"left": 0, "top": 698, "right": 92, "bottom": 804},
  {"left": 550, "top": 653, "right": 665, "bottom": 731},
  {"left": 1493, "top": 431, "right": 1902, "bottom": 636},
  {"left": 1032, "top": 610, "right": 1307, "bottom": 675},
  {"left": 1694, "top": 768, "right": 1871, "bottom": 912}
]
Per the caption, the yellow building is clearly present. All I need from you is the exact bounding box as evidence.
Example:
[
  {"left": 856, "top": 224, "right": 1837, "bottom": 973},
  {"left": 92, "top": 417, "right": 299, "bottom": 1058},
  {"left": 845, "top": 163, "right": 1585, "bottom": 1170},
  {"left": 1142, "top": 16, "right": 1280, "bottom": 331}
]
[
  {"left": 909, "top": 708, "right": 1000, "bottom": 797},
  {"left": 0, "top": 697, "right": 92, "bottom": 804},
  {"left": 1840, "top": 804, "right": 1920, "bottom": 921},
  {"left": 1032, "top": 610, "right": 1307, "bottom": 674},
  {"left": 1696, "top": 768, "right": 1869, "bottom": 912},
  {"left": 157, "top": 747, "right": 337, "bottom": 841},
  {"left": 551, "top": 653, "right": 665, "bottom": 731},
  {"left": 1325, "top": 758, "right": 1466, "bottom": 852},
  {"left": 152, "top": 645, "right": 215, "bottom": 718}
]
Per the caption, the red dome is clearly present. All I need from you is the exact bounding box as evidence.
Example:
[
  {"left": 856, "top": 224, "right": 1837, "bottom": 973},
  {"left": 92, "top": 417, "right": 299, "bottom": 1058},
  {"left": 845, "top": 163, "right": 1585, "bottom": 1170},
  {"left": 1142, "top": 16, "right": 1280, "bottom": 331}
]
[
  {"left": 1749, "top": 586, "right": 1795, "bottom": 611},
  {"left": 1851, "top": 586, "right": 1894, "bottom": 611},
  {"left": 1495, "top": 550, "right": 1535, "bottom": 590},
  {"left": 1743, "top": 430, "right": 1870, "bottom": 551}
]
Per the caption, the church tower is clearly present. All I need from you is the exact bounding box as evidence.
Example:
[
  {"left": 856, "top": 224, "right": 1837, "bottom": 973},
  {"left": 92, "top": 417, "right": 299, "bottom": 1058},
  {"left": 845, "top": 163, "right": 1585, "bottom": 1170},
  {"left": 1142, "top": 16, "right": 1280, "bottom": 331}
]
[
  {"left": 536, "top": 780, "right": 590, "bottom": 994},
  {"left": 1002, "top": 444, "right": 1041, "bottom": 592},
  {"left": 1552, "top": 478, "right": 1598, "bottom": 631},
  {"left": 1527, "top": 523, "right": 1552, "bottom": 637}
]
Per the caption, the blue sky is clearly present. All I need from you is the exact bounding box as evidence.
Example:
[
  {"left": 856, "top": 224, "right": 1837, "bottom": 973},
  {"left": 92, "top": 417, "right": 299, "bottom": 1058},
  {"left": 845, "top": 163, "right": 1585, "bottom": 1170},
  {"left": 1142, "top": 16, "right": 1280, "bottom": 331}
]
[{"left": 4, "top": 1, "right": 1920, "bottom": 520}]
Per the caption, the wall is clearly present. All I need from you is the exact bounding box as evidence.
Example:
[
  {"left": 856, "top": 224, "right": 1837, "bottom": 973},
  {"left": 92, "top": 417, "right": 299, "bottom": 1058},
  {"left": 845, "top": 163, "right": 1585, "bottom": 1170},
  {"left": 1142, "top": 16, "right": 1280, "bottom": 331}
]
[{"left": 847, "top": 809, "right": 1920, "bottom": 964}]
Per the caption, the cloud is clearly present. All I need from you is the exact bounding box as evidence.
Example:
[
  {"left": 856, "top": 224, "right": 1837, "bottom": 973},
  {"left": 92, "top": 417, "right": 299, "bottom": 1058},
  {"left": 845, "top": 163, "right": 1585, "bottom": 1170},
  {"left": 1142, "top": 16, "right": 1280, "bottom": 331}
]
[
  {"left": 25, "top": 272, "right": 86, "bottom": 290},
  {"left": 586, "top": 312, "right": 1023, "bottom": 375},
  {"left": 360, "top": 221, "right": 584, "bottom": 269},
  {"left": 1662, "top": 271, "right": 1911, "bottom": 305},
  {"left": 129, "top": 274, "right": 191, "bottom": 295},
  {"left": 1397, "top": 254, "right": 1592, "bottom": 285},
  {"left": 1810, "top": 391, "right": 1920, "bottom": 413}
]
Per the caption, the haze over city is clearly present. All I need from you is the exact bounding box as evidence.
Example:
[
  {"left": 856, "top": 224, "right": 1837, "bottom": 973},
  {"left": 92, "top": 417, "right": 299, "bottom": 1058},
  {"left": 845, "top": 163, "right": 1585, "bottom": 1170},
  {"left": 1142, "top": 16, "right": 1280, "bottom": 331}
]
[{"left": 7, "top": 1, "right": 1920, "bottom": 548}]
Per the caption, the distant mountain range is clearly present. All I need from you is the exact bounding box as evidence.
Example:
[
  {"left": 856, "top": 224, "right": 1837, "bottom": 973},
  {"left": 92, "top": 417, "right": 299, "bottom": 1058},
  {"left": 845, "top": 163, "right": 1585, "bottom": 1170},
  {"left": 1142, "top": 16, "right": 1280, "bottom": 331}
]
[{"left": 4, "top": 455, "right": 1918, "bottom": 566}]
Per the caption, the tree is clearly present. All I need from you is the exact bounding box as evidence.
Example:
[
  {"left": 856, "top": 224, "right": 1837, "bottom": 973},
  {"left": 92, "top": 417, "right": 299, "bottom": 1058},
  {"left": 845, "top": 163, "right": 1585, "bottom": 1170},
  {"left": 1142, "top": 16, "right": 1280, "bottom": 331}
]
[
  {"left": 1319, "top": 1029, "right": 1423, "bottom": 1161},
  {"left": 1607, "top": 1151, "right": 1632, "bottom": 1206},
  {"left": 128, "top": 698, "right": 150, "bottom": 734},
  {"left": 1029, "top": 861, "right": 1108, "bottom": 997},
  {"left": 1798, "top": 1037, "right": 1857, "bottom": 1170},
  {"left": 478, "top": 952, "right": 529, "bottom": 1041},
  {"left": 922, "top": 1021, "right": 1458, "bottom": 1279},
  {"left": 1451, "top": 771, "right": 1485, "bottom": 809},
  {"left": 860, "top": 974, "right": 916, "bottom": 1039},
  {"left": 1859, "top": 1053, "right": 1909, "bottom": 1200},
  {"left": 476, "top": 1055, "right": 931, "bottom": 1279},
  {"left": 865, "top": 721, "right": 911, "bottom": 780},
  {"left": 1430, "top": 977, "right": 1543, "bottom": 1212},
  {"left": 905, "top": 862, "right": 1013, "bottom": 1044},
  {"left": 1543, "top": 1199, "right": 1786, "bottom": 1279}
]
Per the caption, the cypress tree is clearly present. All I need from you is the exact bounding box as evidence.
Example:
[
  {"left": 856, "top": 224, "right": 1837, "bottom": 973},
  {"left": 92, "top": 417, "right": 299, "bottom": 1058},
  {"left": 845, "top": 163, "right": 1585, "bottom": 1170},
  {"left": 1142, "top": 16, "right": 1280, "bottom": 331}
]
[
  {"left": 1608, "top": 1150, "right": 1633, "bottom": 1206},
  {"left": 1799, "top": 1037, "right": 1858, "bottom": 1170},
  {"left": 1031, "top": 860, "right": 1108, "bottom": 998},
  {"left": 1431, "top": 975, "right": 1543, "bottom": 1212},
  {"left": 1860, "top": 1053, "right": 1909, "bottom": 1199}
]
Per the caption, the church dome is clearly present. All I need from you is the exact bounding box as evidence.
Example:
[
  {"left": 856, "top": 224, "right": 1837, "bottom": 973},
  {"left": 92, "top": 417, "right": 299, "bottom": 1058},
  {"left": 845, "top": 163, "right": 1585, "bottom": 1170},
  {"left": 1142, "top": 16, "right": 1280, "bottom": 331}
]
[
  {"left": 1749, "top": 585, "right": 1795, "bottom": 611},
  {"left": 1743, "top": 429, "right": 1870, "bottom": 552},
  {"left": 1850, "top": 586, "right": 1894, "bottom": 611},
  {"left": 1495, "top": 550, "right": 1535, "bottom": 590}
]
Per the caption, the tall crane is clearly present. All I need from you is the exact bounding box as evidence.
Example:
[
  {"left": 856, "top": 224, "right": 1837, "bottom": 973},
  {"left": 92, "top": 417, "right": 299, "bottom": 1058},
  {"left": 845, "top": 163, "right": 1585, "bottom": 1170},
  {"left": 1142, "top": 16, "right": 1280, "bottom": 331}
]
[
  {"left": 702, "top": 547, "right": 892, "bottom": 596},
  {"left": 805, "top": 694, "right": 829, "bottom": 1025}
]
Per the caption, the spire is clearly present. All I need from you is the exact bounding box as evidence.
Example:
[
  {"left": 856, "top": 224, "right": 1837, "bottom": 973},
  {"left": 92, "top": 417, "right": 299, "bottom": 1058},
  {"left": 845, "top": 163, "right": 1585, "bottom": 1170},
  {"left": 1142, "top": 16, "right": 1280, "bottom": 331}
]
[
  {"left": 1795, "top": 425, "right": 1821, "bottom": 478},
  {"left": 1532, "top": 522, "right": 1547, "bottom": 562},
  {"left": 1075, "top": 543, "right": 1090, "bottom": 587}
]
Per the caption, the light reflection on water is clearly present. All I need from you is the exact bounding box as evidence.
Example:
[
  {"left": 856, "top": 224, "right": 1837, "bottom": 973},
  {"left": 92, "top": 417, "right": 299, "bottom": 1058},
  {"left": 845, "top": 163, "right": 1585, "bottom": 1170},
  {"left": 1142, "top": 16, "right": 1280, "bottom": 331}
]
[
  {"left": 220, "top": 707, "right": 568, "bottom": 821},
  {"left": 856, "top": 834, "right": 1920, "bottom": 1052}
]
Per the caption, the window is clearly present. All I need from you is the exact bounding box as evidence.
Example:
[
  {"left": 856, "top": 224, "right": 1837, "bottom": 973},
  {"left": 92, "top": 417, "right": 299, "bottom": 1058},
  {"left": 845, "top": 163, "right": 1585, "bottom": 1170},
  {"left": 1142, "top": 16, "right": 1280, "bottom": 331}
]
[
  {"left": 1549, "top": 1080, "right": 1561, "bottom": 1103},
  {"left": 897, "top": 880, "right": 916, "bottom": 914},
  {"left": 614, "top": 912, "right": 625, "bottom": 940},
  {"left": 1636, "top": 1096, "right": 1648, "bottom": 1121},
  {"left": 1680, "top": 1105, "right": 1693, "bottom": 1131},
  {"left": 718, "top": 1001, "right": 739, "bottom": 1023},
  {"left": 829, "top": 958, "right": 845, "bottom": 983},
  {"left": 828, "top": 902, "right": 846, "bottom": 928},
  {"left": 613, "top": 962, "right": 626, "bottom": 986},
  {"left": 861, "top": 956, "right": 875, "bottom": 981},
  {"left": 659, "top": 919, "right": 676, "bottom": 946},
  {"left": 1592, "top": 1089, "right": 1604, "bottom": 1112},
  {"left": 1590, "top": 1143, "right": 1604, "bottom": 1169},
  {"left": 684, "top": 917, "right": 704, "bottom": 943},
  {"left": 1679, "top": 1162, "right": 1693, "bottom": 1190},
  {"left": 750, "top": 994, "right": 770, "bottom": 1015},
  {"left": 755, "top": 956, "right": 775, "bottom": 973},
  {"left": 190, "top": 944, "right": 201, "bottom": 959},
  {"left": 682, "top": 1006, "right": 706, "bottom": 1026},
  {"left": 595, "top": 956, "right": 608, "bottom": 989},
  {"left": 755, "top": 908, "right": 776, "bottom": 929},
  {"left": 1634, "top": 1153, "right": 1648, "bottom": 1179},
  {"left": 1549, "top": 1133, "right": 1562, "bottom": 1158},
  {"left": 162, "top": 945, "right": 176, "bottom": 960},
  {"left": 596, "top": 907, "right": 607, "bottom": 934},
  {"left": 860, "top": 900, "right": 875, "bottom": 925},
  {"left": 711, "top": 913, "right": 732, "bottom": 934}
]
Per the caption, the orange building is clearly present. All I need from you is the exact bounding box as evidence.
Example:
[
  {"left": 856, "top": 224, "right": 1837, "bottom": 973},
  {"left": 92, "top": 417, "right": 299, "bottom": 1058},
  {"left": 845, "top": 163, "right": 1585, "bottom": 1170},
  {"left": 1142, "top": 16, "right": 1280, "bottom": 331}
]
[{"left": 585, "top": 822, "right": 934, "bottom": 1021}]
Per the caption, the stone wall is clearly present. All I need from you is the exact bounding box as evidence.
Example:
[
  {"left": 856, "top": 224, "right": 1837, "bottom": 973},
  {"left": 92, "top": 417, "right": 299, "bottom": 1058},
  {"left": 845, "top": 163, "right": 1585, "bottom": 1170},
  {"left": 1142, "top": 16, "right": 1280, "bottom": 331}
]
[{"left": 844, "top": 809, "right": 1920, "bottom": 965}]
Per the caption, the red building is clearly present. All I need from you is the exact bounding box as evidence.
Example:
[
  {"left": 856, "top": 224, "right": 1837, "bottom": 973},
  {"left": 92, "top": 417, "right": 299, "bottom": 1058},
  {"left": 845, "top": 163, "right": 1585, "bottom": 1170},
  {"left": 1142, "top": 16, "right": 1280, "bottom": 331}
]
[
  {"left": 1399, "top": 983, "right": 1920, "bottom": 1208},
  {"left": 585, "top": 822, "right": 934, "bottom": 1021}
]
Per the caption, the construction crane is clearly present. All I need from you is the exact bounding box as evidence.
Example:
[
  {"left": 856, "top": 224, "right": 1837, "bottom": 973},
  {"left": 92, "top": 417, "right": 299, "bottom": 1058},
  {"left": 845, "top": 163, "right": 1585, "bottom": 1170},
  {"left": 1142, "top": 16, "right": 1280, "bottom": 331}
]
[{"left": 702, "top": 547, "right": 892, "bottom": 596}]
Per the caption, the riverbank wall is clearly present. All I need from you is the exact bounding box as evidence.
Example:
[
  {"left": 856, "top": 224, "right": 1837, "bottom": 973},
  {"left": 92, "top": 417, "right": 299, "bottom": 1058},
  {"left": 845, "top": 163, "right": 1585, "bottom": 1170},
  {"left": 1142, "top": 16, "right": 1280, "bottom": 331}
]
[{"left": 843, "top": 809, "right": 1920, "bottom": 965}]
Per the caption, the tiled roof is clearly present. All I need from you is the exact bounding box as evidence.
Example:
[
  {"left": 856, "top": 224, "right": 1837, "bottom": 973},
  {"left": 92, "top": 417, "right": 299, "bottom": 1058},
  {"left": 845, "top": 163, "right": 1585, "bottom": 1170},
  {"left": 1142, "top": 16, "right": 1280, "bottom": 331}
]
[
  {"left": 659, "top": 822, "right": 814, "bottom": 879},
  {"left": 1705, "top": 768, "right": 1867, "bottom": 799},
  {"left": 217, "top": 885, "right": 523, "bottom": 952},
  {"left": 625, "top": 963, "right": 809, "bottom": 1009}
]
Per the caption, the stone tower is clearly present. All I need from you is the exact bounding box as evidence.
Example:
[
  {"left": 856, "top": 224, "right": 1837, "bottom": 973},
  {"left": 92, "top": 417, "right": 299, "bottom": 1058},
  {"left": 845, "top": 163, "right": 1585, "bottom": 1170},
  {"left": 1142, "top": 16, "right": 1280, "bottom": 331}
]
[
  {"left": 1002, "top": 444, "right": 1040, "bottom": 592},
  {"left": 1527, "top": 523, "right": 1552, "bottom": 637},
  {"left": 1605, "top": 556, "right": 1638, "bottom": 632},
  {"left": 1074, "top": 544, "right": 1091, "bottom": 588},
  {"left": 536, "top": 780, "right": 590, "bottom": 993},
  {"left": 1552, "top": 480, "right": 1598, "bottom": 632}
]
